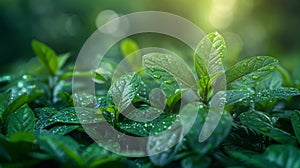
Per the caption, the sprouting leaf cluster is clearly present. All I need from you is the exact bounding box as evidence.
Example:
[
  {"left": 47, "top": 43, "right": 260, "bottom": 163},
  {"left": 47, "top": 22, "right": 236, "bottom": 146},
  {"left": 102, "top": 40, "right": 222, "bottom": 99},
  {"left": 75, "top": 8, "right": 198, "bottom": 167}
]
[{"left": 0, "top": 33, "right": 300, "bottom": 167}]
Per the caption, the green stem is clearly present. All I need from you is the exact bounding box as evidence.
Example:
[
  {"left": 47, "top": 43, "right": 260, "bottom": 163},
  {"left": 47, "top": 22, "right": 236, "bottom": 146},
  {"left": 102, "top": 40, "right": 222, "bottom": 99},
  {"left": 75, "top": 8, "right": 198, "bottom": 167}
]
[{"left": 277, "top": 65, "right": 293, "bottom": 87}]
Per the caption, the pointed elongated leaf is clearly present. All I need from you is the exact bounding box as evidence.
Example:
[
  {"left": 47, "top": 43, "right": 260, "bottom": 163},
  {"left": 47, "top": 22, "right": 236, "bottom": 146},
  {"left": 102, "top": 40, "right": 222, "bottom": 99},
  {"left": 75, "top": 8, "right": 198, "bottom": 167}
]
[
  {"left": 194, "top": 32, "right": 226, "bottom": 79},
  {"left": 7, "top": 105, "right": 35, "bottom": 136},
  {"left": 183, "top": 104, "right": 232, "bottom": 155},
  {"left": 38, "top": 135, "right": 83, "bottom": 166},
  {"left": 239, "top": 111, "right": 296, "bottom": 144},
  {"left": 57, "top": 53, "right": 70, "bottom": 69},
  {"left": 31, "top": 40, "right": 59, "bottom": 75},
  {"left": 143, "top": 53, "right": 197, "bottom": 91},
  {"left": 181, "top": 156, "right": 211, "bottom": 168},
  {"left": 48, "top": 125, "right": 79, "bottom": 135},
  {"left": 145, "top": 67, "right": 179, "bottom": 97},
  {"left": 226, "top": 87, "right": 300, "bottom": 105},
  {"left": 107, "top": 72, "right": 140, "bottom": 113},
  {"left": 291, "top": 111, "right": 300, "bottom": 144},
  {"left": 41, "top": 107, "right": 103, "bottom": 128},
  {"left": 226, "top": 56, "right": 278, "bottom": 88},
  {"left": 231, "top": 145, "right": 300, "bottom": 168}
]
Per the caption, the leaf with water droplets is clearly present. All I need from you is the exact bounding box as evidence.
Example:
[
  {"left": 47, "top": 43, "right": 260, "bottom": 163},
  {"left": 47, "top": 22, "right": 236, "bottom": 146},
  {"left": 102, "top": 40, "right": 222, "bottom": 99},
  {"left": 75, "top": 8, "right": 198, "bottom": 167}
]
[
  {"left": 239, "top": 111, "right": 296, "bottom": 144},
  {"left": 186, "top": 107, "right": 232, "bottom": 155},
  {"left": 107, "top": 72, "right": 140, "bottom": 113},
  {"left": 48, "top": 125, "right": 79, "bottom": 135},
  {"left": 194, "top": 32, "right": 226, "bottom": 79},
  {"left": 143, "top": 53, "right": 197, "bottom": 92},
  {"left": 41, "top": 107, "right": 103, "bottom": 128},
  {"left": 149, "top": 141, "right": 181, "bottom": 167},
  {"left": 145, "top": 67, "right": 179, "bottom": 97},
  {"left": 1, "top": 92, "right": 28, "bottom": 121},
  {"left": 255, "top": 71, "right": 283, "bottom": 90},
  {"left": 226, "top": 87, "right": 300, "bottom": 105},
  {"left": 291, "top": 110, "right": 300, "bottom": 144},
  {"left": 7, "top": 104, "right": 35, "bottom": 136},
  {"left": 226, "top": 56, "right": 278, "bottom": 89}
]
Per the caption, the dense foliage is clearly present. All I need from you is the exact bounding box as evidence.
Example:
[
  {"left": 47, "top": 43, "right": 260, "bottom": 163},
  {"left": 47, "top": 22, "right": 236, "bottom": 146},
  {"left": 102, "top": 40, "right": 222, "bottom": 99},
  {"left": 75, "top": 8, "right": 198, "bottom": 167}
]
[{"left": 0, "top": 32, "right": 300, "bottom": 167}]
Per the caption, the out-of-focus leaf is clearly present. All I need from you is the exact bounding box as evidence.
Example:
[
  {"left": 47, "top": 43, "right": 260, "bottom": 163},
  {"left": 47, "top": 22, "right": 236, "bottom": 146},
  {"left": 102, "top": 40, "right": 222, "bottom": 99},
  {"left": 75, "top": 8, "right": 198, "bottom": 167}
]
[
  {"left": 181, "top": 155, "right": 211, "bottom": 168},
  {"left": 149, "top": 143, "right": 180, "bottom": 167},
  {"left": 31, "top": 40, "right": 59, "bottom": 76},
  {"left": 291, "top": 110, "right": 300, "bottom": 144},
  {"left": 57, "top": 53, "right": 70, "bottom": 69},
  {"left": 120, "top": 38, "right": 141, "bottom": 69},
  {"left": 9, "top": 132, "right": 35, "bottom": 143},
  {"left": 38, "top": 135, "right": 83, "bottom": 166},
  {"left": 230, "top": 145, "right": 300, "bottom": 168}
]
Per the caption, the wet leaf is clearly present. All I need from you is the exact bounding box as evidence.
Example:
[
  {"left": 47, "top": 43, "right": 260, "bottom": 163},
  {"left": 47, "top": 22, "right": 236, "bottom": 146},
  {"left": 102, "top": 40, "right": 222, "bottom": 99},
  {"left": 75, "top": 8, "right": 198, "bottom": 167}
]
[
  {"left": 291, "top": 110, "right": 300, "bottom": 144},
  {"left": 226, "top": 56, "right": 278, "bottom": 89},
  {"left": 239, "top": 111, "right": 296, "bottom": 144},
  {"left": 7, "top": 104, "right": 35, "bottom": 136},
  {"left": 194, "top": 32, "right": 226, "bottom": 79},
  {"left": 226, "top": 87, "right": 300, "bottom": 105},
  {"left": 107, "top": 72, "right": 140, "bottom": 113},
  {"left": 143, "top": 53, "right": 197, "bottom": 92}
]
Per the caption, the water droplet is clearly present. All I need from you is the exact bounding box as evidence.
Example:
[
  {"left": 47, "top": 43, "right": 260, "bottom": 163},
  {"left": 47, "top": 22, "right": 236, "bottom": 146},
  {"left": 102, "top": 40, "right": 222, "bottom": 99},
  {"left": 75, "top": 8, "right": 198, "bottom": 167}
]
[
  {"left": 164, "top": 80, "right": 172, "bottom": 84},
  {"left": 153, "top": 74, "right": 161, "bottom": 79}
]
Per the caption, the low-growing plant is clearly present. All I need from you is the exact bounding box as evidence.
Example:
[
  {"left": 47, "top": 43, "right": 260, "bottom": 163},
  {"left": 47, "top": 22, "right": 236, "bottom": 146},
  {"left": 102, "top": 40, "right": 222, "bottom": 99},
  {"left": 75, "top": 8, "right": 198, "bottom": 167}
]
[{"left": 0, "top": 32, "right": 300, "bottom": 167}]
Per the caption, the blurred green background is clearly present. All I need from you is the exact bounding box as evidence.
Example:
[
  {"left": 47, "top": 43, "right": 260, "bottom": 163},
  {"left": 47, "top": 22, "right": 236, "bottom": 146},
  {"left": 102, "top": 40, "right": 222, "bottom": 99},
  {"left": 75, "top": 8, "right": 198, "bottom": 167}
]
[{"left": 1, "top": 0, "right": 299, "bottom": 74}]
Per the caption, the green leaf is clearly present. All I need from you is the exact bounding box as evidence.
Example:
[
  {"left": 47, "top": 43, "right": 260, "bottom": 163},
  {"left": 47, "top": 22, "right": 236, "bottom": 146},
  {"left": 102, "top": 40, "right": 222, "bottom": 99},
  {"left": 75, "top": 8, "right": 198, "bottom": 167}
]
[
  {"left": 107, "top": 72, "right": 140, "bottom": 113},
  {"left": 291, "top": 111, "right": 300, "bottom": 144},
  {"left": 145, "top": 67, "right": 180, "bottom": 97},
  {"left": 82, "top": 143, "right": 110, "bottom": 164},
  {"left": 263, "top": 145, "right": 300, "bottom": 168},
  {"left": 226, "top": 87, "right": 300, "bottom": 105},
  {"left": 143, "top": 53, "right": 197, "bottom": 92},
  {"left": 231, "top": 145, "right": 300, "bottom": 168},
  {"left": 121, "top": 39, "right": 140, "bottom": 57},
  {"left": 31, "top": 40, "right": 59, "bottom": 76},
  {"left": 48, "top": 125, "right": 80, "bottom": 135},
  {"left": 38, "top": 135, "right": 83, "bottom": 166},
  {"left": 226, "top": 56, "right": 278, "bottom": 89},
  {"left": 9, "top": 132, "right": 35, "bottom": 143},
  {"left": 188, "top": 110, "right": 232, "bottom": 155},
  {"left": 194, "top": 32, "right": 226, "bottom": 79},
  {"left": 1, "top": 92, "right": 28, "bottom": 121},
  {"left": 57, "top": 53, "right": 70, "bottom": 69},
  {"left": 118, "top": 114, "right": 177, "bottom": 137},
  {"left": 255, "top": 71, "right": 283, "bottom": 90},
  {"left": 239, "top": 111, "right": 296, "bottom": 144},
  {"left": 149, "top": 143, "right": 180, "bottom": 167},
  {"left": 181, "top": 156, "right": 211, "bottom": 168},
  {"left": 7, "top": 104, "right": 35, "bottom": 136},
  {"left": 41, "top": 107, "right": 103, "bottom": 128}
]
